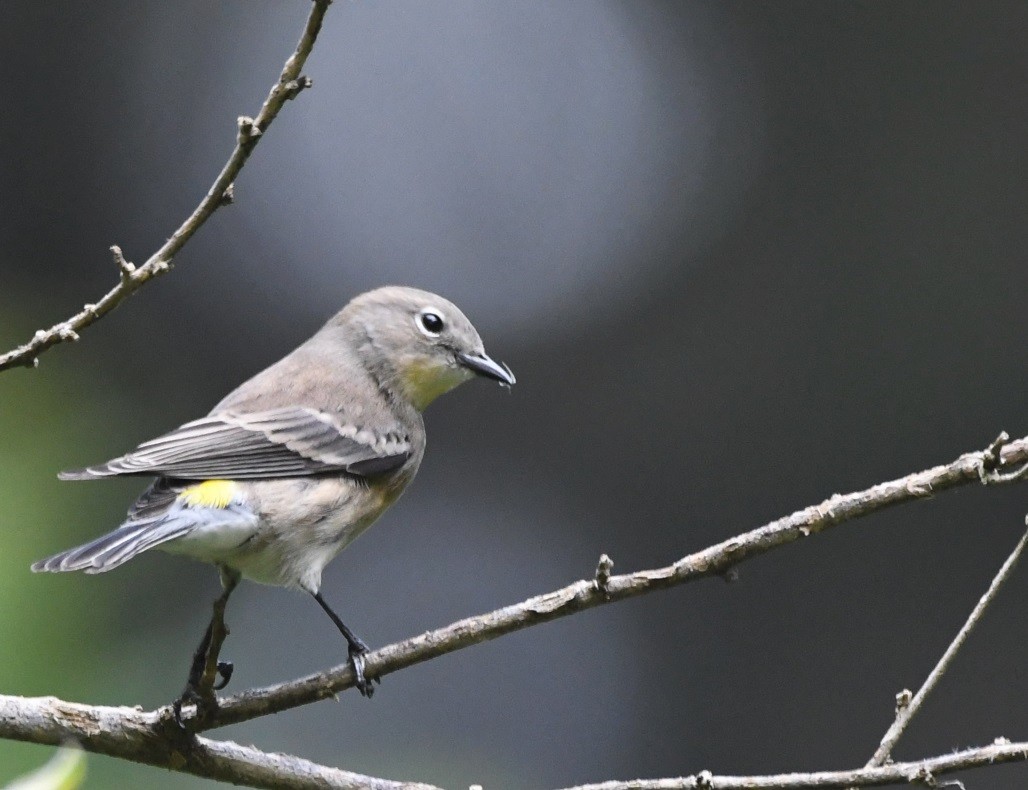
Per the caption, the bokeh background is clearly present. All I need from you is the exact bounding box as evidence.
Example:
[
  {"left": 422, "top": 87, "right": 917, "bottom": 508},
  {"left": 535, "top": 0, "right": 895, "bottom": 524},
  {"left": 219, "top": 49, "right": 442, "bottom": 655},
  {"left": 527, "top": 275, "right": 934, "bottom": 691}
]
[{"left": 2, "top": 1, "right": 1027, "bottom": 787}]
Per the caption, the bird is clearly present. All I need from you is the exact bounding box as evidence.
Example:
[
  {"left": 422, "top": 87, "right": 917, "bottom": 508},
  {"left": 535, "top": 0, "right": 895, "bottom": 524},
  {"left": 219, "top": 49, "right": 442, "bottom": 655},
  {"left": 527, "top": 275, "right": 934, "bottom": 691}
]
[{"left": 32, "top": 285, "right": 515, "bottom": 723}]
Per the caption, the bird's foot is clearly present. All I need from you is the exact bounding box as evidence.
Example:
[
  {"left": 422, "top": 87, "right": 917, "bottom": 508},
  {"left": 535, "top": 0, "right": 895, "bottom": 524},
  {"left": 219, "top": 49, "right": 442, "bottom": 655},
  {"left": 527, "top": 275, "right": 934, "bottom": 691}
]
[
  {"left": 213, "top": 660, "right": 234, "bottom": 691},
  {"left": 309, "top": 590, "right": 380, "bottom": 697},
  {"left": 172, "top": 684, "right": 213, "bottom": 731},
  {"left": 348, "top": 640, "right": 378, "bottom": 698},
  {"left": 171, "top": 660, "right": 232, "bottom": 730}
]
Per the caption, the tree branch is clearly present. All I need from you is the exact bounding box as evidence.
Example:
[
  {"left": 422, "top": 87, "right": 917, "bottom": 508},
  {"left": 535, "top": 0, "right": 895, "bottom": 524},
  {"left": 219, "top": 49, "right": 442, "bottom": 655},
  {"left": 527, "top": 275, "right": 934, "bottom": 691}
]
[
  {"left": 200, "top": 433, "right": 1028, "bottom": 731},
  {"left": 0, "top": 0, "right": 329, "bottom": 374},
  {"left": 862, "top": 520, "right": 1028, "bottom": 769},
  {"left": 0, "top": 695, "right": 440, "bottom": 790},
  {"left": 552, "top": 739, "right": 1028, "bottom": 789},
  {"left": 2, "top": 694, "right": 1026, "bottom": 789},
  {"left": 3, "top": 433, "right": 1027, "bottom": 787}
]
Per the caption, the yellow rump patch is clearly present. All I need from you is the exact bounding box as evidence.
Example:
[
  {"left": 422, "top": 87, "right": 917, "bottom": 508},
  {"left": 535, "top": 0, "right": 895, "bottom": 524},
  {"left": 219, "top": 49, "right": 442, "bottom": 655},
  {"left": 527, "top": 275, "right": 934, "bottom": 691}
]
[{"left": 179, "top": 480, "right": 238, "bottom": 509}]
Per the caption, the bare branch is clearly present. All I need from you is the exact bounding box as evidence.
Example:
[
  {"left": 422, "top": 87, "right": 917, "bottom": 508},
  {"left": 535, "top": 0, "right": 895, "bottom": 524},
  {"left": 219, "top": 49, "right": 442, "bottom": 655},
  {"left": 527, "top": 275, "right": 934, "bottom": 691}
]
[
  {"left": 0, "top": 695, "right": 440, "bottom": 790},
  {"left": 202, "top": 434, "right": 1028, "bottom": 730},
  {"left": 552, "top": 738, "right": 1028, "bottom": 789},
  {"left": 0, "top": 0, "right": 332, "bottom": 374},
  {"left": 862, "top": 519, "right": 1028, "bottom": 767},
  {"left": 3, "top": 697, "right": 1026, "bottom": 789},
  {"left": 2, "top": 433, "right": 1027, "bottom": 787}
]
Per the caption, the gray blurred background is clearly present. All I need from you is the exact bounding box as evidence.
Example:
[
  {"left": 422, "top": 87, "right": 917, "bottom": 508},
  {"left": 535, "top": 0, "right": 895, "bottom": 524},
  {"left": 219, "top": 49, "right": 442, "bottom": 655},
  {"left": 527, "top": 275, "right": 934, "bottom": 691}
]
[{"left": 1, "top": 1, "right": 1027, "bottom": 787}]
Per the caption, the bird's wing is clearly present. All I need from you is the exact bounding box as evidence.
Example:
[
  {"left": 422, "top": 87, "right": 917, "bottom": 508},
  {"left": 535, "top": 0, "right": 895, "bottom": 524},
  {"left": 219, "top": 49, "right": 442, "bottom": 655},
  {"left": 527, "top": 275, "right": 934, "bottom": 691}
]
[{"left": 60, "top": 407, "right": 411, "bottom": 481}]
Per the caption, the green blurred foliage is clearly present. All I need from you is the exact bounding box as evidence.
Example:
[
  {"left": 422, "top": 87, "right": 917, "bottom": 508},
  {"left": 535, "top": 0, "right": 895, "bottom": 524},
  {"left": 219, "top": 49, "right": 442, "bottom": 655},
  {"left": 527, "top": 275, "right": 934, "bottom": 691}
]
[
  {"left": 0, "top": 299, "right": 203, "bottom": 787},
  {"left": 4, "top": 744, "right": 86, "bottom": 790},
  {"left": 0, "top": 313, "right": 113, "bottom": 682}
]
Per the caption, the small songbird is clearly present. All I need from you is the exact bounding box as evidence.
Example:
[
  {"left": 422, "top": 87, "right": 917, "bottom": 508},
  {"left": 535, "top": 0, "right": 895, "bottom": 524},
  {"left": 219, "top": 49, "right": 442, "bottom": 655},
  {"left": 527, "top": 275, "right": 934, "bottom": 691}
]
[{"left": 32, "top": 286, "right": 514, "bottom": 719}]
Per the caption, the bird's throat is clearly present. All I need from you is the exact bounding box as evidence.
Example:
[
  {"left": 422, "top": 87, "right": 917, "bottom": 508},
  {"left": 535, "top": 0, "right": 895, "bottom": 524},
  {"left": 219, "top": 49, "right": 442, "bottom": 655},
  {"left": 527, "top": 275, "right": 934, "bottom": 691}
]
[{"left": 395, "top": 359, "right": 471, "bottom": 411}]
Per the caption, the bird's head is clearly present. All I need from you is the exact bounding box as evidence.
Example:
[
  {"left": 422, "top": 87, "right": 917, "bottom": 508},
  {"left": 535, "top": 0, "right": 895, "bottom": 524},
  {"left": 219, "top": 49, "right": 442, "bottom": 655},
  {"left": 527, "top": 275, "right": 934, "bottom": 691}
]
[{"left": 337, "top": 286, "right": 515, "bottom": 411}]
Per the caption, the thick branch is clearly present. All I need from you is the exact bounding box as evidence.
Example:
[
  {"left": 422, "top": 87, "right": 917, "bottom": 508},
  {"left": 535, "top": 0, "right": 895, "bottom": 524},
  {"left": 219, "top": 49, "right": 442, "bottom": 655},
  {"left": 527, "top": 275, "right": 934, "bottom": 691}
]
[
  {"left": 204, "top": 434, "right": 1028, "bottom": 730},
  {"left": 0, "top": 696, "right": 439, "bottom": 790},
  {"left": 553, "top": 739, "right": 1028, "bottom": 788},
  {"left": 2, "top": 695, "right": 1025, "bottom": 789},
  {"left": 0, "top": 0, "right": 329, "bottom": 374}
]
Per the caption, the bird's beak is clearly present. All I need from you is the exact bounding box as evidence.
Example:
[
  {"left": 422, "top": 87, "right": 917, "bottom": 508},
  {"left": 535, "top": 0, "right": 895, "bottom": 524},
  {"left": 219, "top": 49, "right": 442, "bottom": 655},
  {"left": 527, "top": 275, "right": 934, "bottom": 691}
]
[{"left": 457, "top": 351, "right": 516, "bottom": 388}]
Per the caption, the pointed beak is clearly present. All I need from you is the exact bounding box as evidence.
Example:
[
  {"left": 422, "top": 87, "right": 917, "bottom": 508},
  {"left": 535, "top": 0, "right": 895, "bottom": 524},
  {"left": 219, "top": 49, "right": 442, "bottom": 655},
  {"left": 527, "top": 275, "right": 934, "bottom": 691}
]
[{"left": 457, "top": 351, "right": 516, "bottom": 388}]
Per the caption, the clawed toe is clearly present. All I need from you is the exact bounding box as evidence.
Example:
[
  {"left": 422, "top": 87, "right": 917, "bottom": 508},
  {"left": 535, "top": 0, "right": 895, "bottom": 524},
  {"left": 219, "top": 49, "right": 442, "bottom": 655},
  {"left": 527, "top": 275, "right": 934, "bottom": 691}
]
[
  {"left": 348, "top": 646, "right": 378, "bottom": 698},
  {"left": 213, "top": 660, "right": 234, "bottom": 691},
  {"left": 172, "top": 684, "right": 210, "bottom": 730},
  {"left": 173, "top": 667, "right": 228, "bottom": 730},
  {"left": 310, "top": 590, "right": 379, "bottom": 698}
]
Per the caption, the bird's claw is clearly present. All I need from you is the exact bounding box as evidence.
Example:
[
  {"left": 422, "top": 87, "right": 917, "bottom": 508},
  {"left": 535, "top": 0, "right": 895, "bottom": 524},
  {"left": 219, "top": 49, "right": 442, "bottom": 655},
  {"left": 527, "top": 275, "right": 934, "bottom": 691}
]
[
  {"left": 348, "top": 645, "right": 377, "bottom": 698},
  {"left": 172, "top": 685, "right": 210, "bottom": 731},
  {"left": 172, "top": 669, "right": 227, "bottom": 730},
  {"left": 213, "top": 660, "right": 234, "bottom": 690},
  {"left": 310, "top": 590, "right": 379, "bottom": 697},
  {"left": 171, "top": 697, "right": 190, "bottom": 730}
]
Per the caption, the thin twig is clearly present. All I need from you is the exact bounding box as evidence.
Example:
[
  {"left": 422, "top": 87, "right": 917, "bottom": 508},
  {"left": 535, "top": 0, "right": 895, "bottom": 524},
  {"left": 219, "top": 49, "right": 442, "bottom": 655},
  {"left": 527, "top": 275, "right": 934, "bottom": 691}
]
[
  {"left": 863, "top": 519, "right": 1028, "bottom": 768},
  {"left": 0, "top": 0, "right": 330, "bottom": 374},
  {"left": 552, "top": 738, "right": 1028, "bottom": 788},
  {"left": 200, "top": 434, "right": 1028, "bottom": 731}
]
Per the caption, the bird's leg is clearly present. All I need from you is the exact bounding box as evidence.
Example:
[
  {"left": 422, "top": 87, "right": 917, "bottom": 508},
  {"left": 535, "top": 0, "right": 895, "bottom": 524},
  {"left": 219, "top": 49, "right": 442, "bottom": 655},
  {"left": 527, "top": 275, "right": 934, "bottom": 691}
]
[
  {"left": 311, "top": 591, "right": 377, "bottom": 698},
  {"left": 185, "top": 621, "right": 214, "bottom": 693},
  {"left": 173, "top": 567, "right": 240, "bottom": 728},
  {"left": 200, "top": 567, "right": 240, "bottom": 693}
]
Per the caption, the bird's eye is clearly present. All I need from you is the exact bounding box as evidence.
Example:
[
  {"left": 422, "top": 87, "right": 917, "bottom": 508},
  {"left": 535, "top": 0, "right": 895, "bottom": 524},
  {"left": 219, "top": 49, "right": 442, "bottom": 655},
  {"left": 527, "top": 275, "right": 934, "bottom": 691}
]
[{"left": 417, "top": 310, "right": 445, "bottom": 336}]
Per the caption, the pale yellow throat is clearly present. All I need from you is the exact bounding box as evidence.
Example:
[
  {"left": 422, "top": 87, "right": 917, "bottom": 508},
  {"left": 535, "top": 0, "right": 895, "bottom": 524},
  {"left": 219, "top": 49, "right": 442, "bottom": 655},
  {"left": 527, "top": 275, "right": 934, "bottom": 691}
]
[{"left": 399, "top": 359, "right": 471, "bottom": 411}]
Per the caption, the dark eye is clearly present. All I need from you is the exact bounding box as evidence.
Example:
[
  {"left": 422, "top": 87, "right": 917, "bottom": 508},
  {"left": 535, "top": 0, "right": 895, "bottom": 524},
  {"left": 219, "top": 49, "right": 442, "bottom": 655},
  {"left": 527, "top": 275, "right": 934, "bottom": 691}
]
[{"left": 418, "top": 311, "right": 444, "bottom": 336}]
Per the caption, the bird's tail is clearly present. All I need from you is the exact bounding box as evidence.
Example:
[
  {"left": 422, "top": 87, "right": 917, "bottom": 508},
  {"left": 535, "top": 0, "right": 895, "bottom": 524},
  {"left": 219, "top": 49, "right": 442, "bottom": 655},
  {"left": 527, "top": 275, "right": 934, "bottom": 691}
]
[{"left": 31, "top": 520, "right": 191, "bottom": 574}]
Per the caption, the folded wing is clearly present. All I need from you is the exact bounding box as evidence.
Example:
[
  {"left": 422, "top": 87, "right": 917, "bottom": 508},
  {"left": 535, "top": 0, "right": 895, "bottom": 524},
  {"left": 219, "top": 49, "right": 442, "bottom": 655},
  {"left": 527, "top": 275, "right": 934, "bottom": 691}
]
[{"left": 60, "top": 407, "right": 411, "bottom": 481}]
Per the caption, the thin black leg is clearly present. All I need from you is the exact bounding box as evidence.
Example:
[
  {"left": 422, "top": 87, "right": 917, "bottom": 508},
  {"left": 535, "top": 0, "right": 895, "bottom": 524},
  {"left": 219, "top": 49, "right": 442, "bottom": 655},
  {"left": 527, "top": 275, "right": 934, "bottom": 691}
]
[{"left": 311, "top": 591, "right": 376, "bottom": 698}]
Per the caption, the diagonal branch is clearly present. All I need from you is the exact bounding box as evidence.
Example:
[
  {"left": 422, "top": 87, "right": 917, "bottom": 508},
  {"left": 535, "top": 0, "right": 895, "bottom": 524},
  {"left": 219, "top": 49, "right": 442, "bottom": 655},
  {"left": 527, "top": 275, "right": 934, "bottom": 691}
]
[
  {"left": 200, "top": 433, "right": 1028, "bottom": 730},
  {"left": 0, "top": 0, "right": 331, "bottom": 374},
  {"left": 860, "top": 519, "right": 1028, "bottom": 770}
]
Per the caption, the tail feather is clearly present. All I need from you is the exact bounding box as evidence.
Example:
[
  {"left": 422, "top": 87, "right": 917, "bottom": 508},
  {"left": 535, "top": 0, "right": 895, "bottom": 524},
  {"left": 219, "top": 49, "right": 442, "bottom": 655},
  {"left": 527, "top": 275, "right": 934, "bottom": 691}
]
[
  {"left": 58, "top": 465, "right": 120, "bottom": 481},
  {"left": 57, "top": 524, "right": 149, "bottom": 566},
  {"left": 84, "top": 524, "right": 191, "bottom": 573},
  {"left": 32, "top": 520, "right": 191, "bottom": 574}
]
